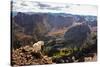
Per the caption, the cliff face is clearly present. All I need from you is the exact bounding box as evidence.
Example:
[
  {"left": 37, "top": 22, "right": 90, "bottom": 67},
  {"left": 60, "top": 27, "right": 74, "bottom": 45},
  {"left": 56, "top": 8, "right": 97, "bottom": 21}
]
[
  {"left": 13, "top": 12, "right": 97, "bottom": 35},
  {"left": 14, "top": 12, "right": 50, "bottom": 35},
  {"left": 64, "top": 24, "right": 91, "bottom": 48},
  {"left": 13, "top": 12, "right": 75, "bottom": 35}
]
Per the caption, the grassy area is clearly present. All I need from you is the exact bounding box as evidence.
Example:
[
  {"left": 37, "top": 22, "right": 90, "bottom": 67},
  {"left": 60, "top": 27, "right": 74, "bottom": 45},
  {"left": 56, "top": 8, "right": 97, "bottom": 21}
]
[{"left": 52, "top": 48, "right": 73, "bottom": 59}]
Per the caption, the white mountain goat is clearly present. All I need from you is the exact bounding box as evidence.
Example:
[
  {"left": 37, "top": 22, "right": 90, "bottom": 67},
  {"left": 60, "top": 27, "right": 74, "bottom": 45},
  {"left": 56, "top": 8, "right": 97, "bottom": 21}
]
[{"left": 32, "top": 41, "right": 44, "bottom": 53}]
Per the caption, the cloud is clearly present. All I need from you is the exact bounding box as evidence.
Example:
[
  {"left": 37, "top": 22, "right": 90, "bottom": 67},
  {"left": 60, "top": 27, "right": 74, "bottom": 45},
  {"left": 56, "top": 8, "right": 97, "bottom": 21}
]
[{"left": 12, "top": 0, "right": 97, "bottom": 16}]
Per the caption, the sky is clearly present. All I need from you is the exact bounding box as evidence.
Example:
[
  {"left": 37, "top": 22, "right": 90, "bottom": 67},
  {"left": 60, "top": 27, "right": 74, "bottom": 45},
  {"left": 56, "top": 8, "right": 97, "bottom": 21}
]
[{"left": 12, "top": 0, "right": 98, "bottom": 16}]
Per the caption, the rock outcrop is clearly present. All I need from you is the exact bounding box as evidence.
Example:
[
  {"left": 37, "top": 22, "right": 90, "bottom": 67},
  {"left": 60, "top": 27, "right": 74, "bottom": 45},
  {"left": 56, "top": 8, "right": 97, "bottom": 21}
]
[
  {"left": 11, "top": 41, "right": 52, "bottom": 66},
  {"left": 64, "top": 23, "right": 91, "bottom": 48}
]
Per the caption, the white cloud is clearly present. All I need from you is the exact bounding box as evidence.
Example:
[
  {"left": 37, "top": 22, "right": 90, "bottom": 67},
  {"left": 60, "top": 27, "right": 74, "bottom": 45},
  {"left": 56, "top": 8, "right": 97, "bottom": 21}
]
[{"left": 12, "top": 0, "right": 97, "bottom": 16}]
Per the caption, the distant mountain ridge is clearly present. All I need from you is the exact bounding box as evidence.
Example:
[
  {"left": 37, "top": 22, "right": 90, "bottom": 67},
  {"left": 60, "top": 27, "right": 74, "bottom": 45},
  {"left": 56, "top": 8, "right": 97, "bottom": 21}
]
[
  {"left": 12, "top": 12, "right": 97, "bottom": 35},
  {"left": 12, "top": 12, "right": 97, "bottom": 44}
]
